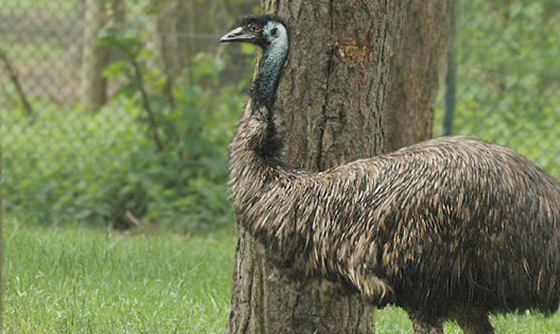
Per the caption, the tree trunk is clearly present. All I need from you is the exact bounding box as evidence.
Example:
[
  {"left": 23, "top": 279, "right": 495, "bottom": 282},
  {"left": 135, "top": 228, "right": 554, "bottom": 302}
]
[
  {"left": 147, "top": 0, "right": 185, "bottom": 107},
  {"left": 67, "top": 0, "right": 86, "bottom": 64},
  {"left": 0, "top": 142, "right": 3, "bottom": 331},
  {"left": 443, "top": 1, "right": 457, "bottom": 137},
  {"left": 225, "top": 1, "right": 406, "bottom": 333},
  {"left": 80, "top": 0, "right": 108, "bottom": 111},
  {"left": 386, "top": 0, "right": 454, "bottom": 152}
]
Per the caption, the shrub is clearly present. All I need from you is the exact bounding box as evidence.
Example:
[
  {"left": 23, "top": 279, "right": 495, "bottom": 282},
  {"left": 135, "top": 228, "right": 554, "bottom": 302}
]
[{"left": 2, "top": 54, "right": 246, "bottom": 231}]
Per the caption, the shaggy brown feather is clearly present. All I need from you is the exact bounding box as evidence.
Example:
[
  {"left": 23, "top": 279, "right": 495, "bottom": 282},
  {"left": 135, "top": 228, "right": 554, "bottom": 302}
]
[{"left": 229, "top": 100, "right": 560, "bottom": 312}]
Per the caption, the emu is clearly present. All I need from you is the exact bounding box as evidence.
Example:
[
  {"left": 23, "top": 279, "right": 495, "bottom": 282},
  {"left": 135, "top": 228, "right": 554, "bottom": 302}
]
[{"left": 221, "top": 15, "right": 560, "bottom": 334}]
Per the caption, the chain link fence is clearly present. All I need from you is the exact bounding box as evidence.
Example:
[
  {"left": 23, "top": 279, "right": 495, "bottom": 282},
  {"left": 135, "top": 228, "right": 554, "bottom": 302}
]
[
  {"left": 445, "top": 0, "right": 560, "bottom": 178},
  {"left": 0, "top": 0, "right": 259, "bottom": 228},
  {"left": 1, "top": 0, "right": 559, "bottom": 228},
  {"left": 0, "top": 0, "right": 253, "bottom": 107}
]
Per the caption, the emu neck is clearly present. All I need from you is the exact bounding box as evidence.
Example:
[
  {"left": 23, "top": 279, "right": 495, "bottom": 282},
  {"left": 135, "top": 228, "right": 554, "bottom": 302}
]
[
  {"left": 252, "top": 42, "right": 288, "bottom": 110},
  {"left": 228, "top": 39, "right": 289, "bottom": 195},
  {"left": 232, "top": 40, "right": 288, "bottom": 156}
]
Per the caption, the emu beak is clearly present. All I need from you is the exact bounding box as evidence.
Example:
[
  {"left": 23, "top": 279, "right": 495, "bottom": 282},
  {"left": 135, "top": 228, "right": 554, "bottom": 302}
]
[{"left": 220, "top": 27, "right": 254, "bottom": 43}]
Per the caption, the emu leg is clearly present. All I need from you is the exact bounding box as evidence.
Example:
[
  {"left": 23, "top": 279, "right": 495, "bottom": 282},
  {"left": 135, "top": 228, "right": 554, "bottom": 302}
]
[
  {"left": 453, "top": 308, "right": 494, "bottom": 334},
  {"left": 409, "top": 313, "right": 443, "bottom": 334}
]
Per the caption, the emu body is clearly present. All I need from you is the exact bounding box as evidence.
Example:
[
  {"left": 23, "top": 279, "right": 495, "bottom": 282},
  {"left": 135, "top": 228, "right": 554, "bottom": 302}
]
[{"left": 222, "top": 15, "right": 560, "bottom": 334}]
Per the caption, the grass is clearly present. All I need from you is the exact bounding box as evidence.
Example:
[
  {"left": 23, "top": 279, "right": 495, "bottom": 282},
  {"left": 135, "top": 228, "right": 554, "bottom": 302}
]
[
  {"left": 3, "top": 223, "right": 236, "bottom": 334},
  {"left": 375, "top": 307, "right": 560, "bottom": 333},
  {"left": 5, "top": 222, "right": 560, "bottom": 333}
]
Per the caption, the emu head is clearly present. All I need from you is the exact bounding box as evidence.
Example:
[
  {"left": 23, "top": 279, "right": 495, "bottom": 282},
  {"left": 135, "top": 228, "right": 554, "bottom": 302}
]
[{"left": 220, "top": 14, "right": 288, "bottom": 51}]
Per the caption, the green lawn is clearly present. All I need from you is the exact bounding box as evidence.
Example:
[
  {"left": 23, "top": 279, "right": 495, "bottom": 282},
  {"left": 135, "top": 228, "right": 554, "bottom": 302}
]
[
  {"left": 4, "top": 223, "right": 560, "bottom": 333},
  {"left": 3, "top": 223, "right": 236, "bottom": 334}
]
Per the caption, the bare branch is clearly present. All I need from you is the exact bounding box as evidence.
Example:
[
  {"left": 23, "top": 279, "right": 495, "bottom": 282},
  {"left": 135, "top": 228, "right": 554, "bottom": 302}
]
[{"left": 0, "top": 49, "right": 34, "bottom": 117}]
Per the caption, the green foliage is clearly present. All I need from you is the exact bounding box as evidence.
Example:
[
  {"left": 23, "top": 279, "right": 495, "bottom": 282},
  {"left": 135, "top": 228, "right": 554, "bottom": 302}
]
[
  {"left": 1, "top": 18, "right": 248, "bottom": 231},
  {"left": 2, "top": 0, "right": 558, "bottom": 231},
  {"left": 93, "top": 16, "right": 248, "bottom": 230},
  {"left": 2, "top": 67, "right": 244, "bottom": 230},
  {"left": 436, "top": 0, "right": 560, "bottom": 178},
  {"left": 2, "top": 102, "right": 145, "bottom": 226}
]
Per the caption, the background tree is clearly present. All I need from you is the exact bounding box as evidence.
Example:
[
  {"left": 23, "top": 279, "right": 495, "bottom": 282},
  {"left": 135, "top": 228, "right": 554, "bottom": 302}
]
[
  {"left": 386, "top": 0, "right": 455, "bottom": 151},
  {"left": 80, "top": 0, "right": 108, "bottom": 110},
  {"left": 225, "top": 0, "right": 451, "bottom": 333},
  {"left": 147, "top": 0, "right": 187, "bottom": 107},
  {"left": 80, "top": 0, "right": 125, "bottom": 111}
]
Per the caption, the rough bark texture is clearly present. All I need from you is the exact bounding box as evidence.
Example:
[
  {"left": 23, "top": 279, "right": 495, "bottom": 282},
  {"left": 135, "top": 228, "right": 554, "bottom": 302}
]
[
  {"left": 386, "top": 0, "right": 454, "bottom": 152},
  {"left": 225, "top": 1, "right": 406, "bottom": 333}
]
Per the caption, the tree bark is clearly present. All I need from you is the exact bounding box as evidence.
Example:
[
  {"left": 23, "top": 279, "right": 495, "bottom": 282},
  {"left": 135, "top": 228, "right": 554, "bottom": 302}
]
[
  {"left": 147, "top": 0, "right": 185, "bottom": 107},
  {"left": 226, "top": 1, "right": 406, "bottom": 333},
  {"left": 80, "top": 0, "right": 108, "bottom": 111},
  {"left": 386, "top": 0, "right": 454, "bottom": 152}
]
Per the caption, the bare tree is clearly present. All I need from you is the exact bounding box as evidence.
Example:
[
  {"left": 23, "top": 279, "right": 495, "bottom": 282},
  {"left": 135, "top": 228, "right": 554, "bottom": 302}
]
[
  {"left": 0, "top": 49, "right": 33, "bottom": 117},
  {"left": 147, "top": 0, "right": 185, "bottom": 107},
  {"left": 80, "top": 0, "right": 108, "bottom": 110},
  {"left": 225, "top": 1, "right": 406, "bottom": 333}
]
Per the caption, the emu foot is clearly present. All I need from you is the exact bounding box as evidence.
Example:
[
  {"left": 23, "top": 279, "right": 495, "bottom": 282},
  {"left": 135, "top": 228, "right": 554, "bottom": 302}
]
[
  {"left": 408, "top": 313, "right": 443, "bottom": 334},
  {"left": 452, "top": 307, "right": 494, "bottom": 334}
]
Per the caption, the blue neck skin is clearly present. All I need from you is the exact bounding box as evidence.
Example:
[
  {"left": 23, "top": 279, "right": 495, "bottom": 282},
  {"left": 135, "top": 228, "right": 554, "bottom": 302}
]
[{"left": 251, "top": 42, "right": 288, "bottom": 110}]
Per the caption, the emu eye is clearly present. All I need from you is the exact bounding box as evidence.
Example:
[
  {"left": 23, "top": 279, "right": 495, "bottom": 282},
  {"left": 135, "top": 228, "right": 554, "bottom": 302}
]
[
  {"left": 271, "top": 27, "right": 278, "bottom": 36},
  {"left": 253, "top": 26, "right": 262, "bottom": 33}
]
